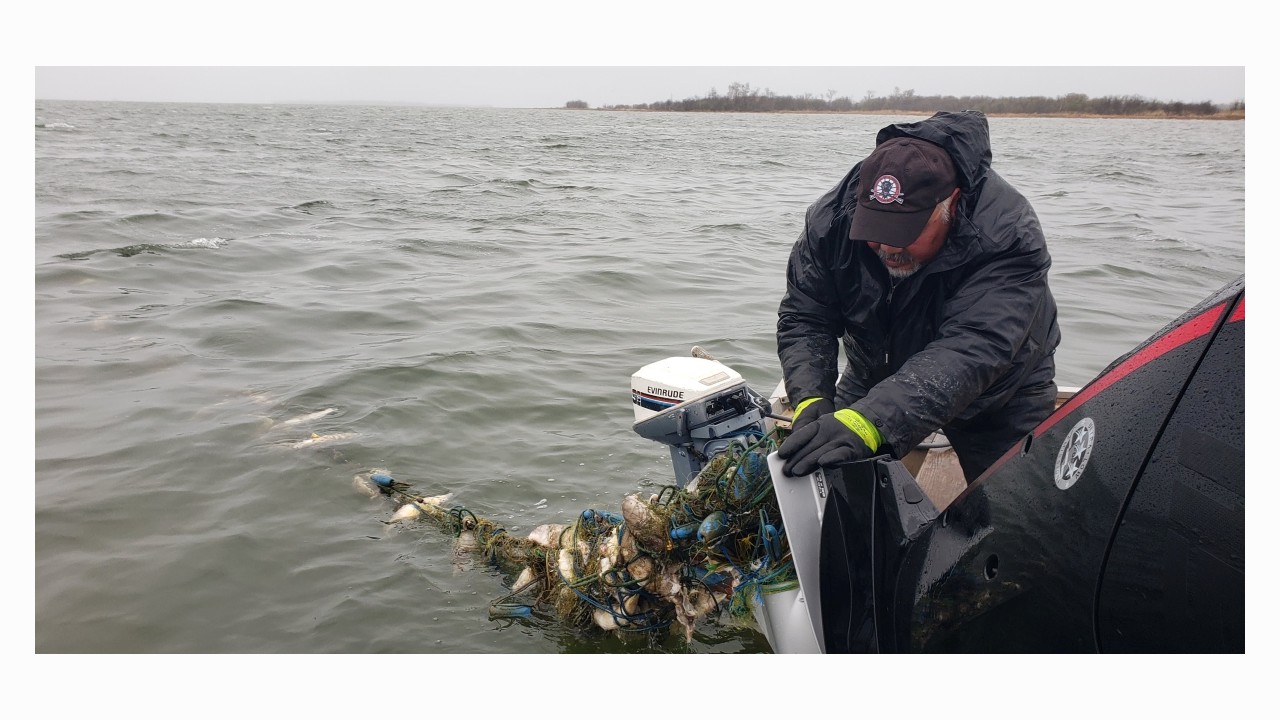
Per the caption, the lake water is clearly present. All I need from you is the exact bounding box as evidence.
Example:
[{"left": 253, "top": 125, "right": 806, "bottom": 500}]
[{"left": 34, "top": 101, "right": 1245, "bottom": 654}]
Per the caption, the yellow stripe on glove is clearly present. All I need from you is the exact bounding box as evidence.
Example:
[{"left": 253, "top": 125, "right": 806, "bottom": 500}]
[
  {"left": 833, "top": 408, "right": 884, "bottom": 453},
  {"left": 793, "top": 396, "right": 824, "bottom": 417}
]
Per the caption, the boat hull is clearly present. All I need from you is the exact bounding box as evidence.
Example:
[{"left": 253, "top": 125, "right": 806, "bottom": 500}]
[{"left": 817, "top": 276, "right": 1245, "bottom": 652}]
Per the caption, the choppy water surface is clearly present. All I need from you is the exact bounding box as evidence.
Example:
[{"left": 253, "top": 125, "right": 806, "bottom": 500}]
[{"left": 34, "top": 101, "right": 1244, "bottom": 653}]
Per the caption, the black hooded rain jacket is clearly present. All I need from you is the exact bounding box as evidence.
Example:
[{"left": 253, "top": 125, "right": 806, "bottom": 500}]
[{"left": 777, "top": 110, "right": 1061, "bottom": 482}]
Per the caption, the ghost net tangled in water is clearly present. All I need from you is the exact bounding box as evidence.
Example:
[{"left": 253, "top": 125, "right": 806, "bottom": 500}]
[{"left": 358, "top": 430, "right": 796, "bottom": 643}]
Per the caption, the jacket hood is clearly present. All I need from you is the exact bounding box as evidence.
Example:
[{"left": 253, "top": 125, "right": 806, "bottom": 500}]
[
  {"left": 874, "top": 110, "right": 991, "bottom": 192},
  {"left": 806, "top": 109, "right": 1012, "bottom": 276}
]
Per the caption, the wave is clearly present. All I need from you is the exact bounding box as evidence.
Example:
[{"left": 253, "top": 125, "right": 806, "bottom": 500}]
[
  {"left": 46, "top": 209, "right": 116, "bottom": 222},
  {"left": 1092, "top": 168, "right": 1156, "bottom": 185},
  {"left": 286, "top": 200, "right": 333, "bottom": 213},
  {"left": 1054, "top": 263, "right": 1163, "bottom": 283},
  {"left": 483, "top": 177, "right": 607, "bottom": 193},
  {"left": 56, "top": 237, "right": 230, "bottom": 260},
  {"left": 431, "top": 172, "right": 482, "bottom": 186},
  {"left": 117, "top": 212, "right": 182, "bottom": 225},
  {"left": 488, "top": 178, "right": 535, "bottom": 189},
  {"left": 186, "top": 237, "right": 230, "bottom": 249}
]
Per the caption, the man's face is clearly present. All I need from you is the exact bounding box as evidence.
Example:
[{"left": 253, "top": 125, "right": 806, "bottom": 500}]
[{"left": 866, "top": 189, "right": 959, "bottom": 279}]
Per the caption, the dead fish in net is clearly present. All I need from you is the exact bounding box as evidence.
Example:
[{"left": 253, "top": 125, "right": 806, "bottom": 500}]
[
  {"left": 526, "top": 523, "right": 567, "bottom": 548},
  {"left": 353, "top": 439, "right": 793, "bottom": 644},
  {"left": 291, "top": 431, "right": 358, "bottom": 449},
  {"left": 353, "top": 470, "right": 415, "bottom": 498},
  {"left": 620, "top": 492, "right": 671, "bottom": 550},
  {"left": 387, "top": 493, "right": 454, "bottom": 523},
  {"left": 352, "top": 473, "right": 381, "bottom": 498}
]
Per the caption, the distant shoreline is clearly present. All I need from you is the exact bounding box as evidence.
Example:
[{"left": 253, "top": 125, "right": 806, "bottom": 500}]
[
  {"left": 582, "top": 108, "right": 1245, "bottom": 121},
  {"left": 572, "top": 88, "right": 1243, "bottom": 121},
  {"left": 33, "top": 97, "right": 1245, "bottom": 120}
]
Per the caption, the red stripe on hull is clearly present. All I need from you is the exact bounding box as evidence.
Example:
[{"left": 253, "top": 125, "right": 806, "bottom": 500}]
[
  {"left": 1230, "top": 296, "right": 1245, "bottom": 322},
  {"left": 1034, "top": 301, "right": 1228, "bottom": 438}
]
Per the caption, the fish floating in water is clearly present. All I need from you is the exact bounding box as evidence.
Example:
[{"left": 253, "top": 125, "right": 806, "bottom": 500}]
[
  {"left": 387, "top": 493, "right": 455, "bottom": 523},
  {"left": 279, "top": 408, "right": 338, "bottom": 426},
  {"left": 291, "top": 431, "right": 358, "bottom": 449},
  {"left": 352, "top": 472, "right": 381, "bottom": 498},
  {"left": 259, "top": 407, "right": 339, "bottom": 433},
  {"left": 352, "top": 469, "right": 413, "bottom": 498}
]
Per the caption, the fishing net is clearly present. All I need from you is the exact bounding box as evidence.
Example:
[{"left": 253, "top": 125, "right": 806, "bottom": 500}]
[{"left": 357, "top": 427, "right": 796, "bottom": 643}]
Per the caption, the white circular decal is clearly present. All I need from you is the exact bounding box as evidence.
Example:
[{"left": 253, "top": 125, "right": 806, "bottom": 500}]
[
  {"left": 870, "top": 174, "right": 905, "bottom": 204},
  {"left": 1054, "top": 417, "right": 1096, "bottom": 490}
]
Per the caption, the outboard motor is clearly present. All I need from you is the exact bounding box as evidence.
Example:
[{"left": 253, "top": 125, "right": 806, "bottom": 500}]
[
  {"left": 630, "top": 350, "right": 828, "bottom": 653},
  {"left": 630, "top": 352, "right": 773, "bottom": 486}
]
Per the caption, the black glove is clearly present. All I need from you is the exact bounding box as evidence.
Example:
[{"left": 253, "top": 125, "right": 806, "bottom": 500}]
[
  {"left": 778, "top": 410, "right": 874, "bottom": 476},
  {"left": 790, "top": 397, "right": 834, "bottom": 433}
]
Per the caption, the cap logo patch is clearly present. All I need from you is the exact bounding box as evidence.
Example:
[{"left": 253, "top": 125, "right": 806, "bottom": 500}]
[{"left": 870, "top": 174, "right": 905, "bottom": 205}]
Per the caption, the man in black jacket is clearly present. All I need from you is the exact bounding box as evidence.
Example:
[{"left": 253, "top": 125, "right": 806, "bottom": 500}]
[{"left": 776, "top": 110, "right": 1060, "bottom": 483}]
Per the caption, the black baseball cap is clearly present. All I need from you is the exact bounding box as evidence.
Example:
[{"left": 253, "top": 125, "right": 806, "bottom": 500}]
[{"left": 848, "top": 137, "right": 958, "bottom": 248}]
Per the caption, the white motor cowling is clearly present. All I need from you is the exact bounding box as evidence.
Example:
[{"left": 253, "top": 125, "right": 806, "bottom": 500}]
[
  {"left": 630, "top": 352, "right": 771, "bottom": 486},
  {"left": 630, "top": 356, "right": 745, "bottom": 422}
]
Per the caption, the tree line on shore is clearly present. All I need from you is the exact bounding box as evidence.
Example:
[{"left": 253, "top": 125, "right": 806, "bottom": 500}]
[{"left": 564, "top": 83, "right": 1244, "bottom": 118}]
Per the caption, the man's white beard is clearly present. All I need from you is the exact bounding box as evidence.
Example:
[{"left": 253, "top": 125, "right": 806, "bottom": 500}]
[{"left": 876, "top": 248, "right": 921, "bottom": 279}]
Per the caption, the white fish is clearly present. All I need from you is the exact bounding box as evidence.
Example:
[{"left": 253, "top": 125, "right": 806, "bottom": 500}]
[
  {"left": 621, "top": 494, "right": 666, "bottom": 549},
  {"left": 419, "top": 492, "right": 453, "bottom": 507},
  {"left": 291, "top": 431, "right": 358, "bottom": 449},
  {"left": 352, "top": 473, "right": 381, "bottom": 498},
  {"left": 558, "top": 548, "right": 577, "bottom": 583},
  {"left": 389, "top": 502, "right": 423, "bottom": 522},
  {"left": 593, "top": 607, "right": 619, "bottom": 631},
  {"left": 592, "top": 591, "right": 644, "bottom": 632},
  {"left": 628, "top": 556, "right": 657, "bottom": 588},
  {"left": 387, "top": 493, "right": 454, "bottom": 523},
  {"left": 512, "top": 566, "right": 538, "bottom": 593},
  {"left": 527, "top": 523, "right": 567, "bottom": 548},
  {"left": 597, "top": 528, "right": 623, "bottom": 574},
  {"left": 352, "top": 468, "right": 404, "bottom": 497},
  {"left": 280, "top": 408, "right": 338, "bottom": 426}
]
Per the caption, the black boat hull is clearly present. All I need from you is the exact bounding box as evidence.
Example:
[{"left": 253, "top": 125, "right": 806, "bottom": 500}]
[{"left": 819, "top": 276, "right": 1245, "bottom": 653}]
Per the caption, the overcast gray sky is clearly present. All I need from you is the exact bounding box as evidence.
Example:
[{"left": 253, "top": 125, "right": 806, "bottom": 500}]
[
  {"left": 35, "top": 66, "right": 1246, "bottom": 108},
  {"left": 21, "top": 0, "right": 1261, "bottom": 109}
]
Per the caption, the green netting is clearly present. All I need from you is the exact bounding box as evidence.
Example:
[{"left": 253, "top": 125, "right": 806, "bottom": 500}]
[{"left": 359, "top": 428, "right": 795, "bottom": 643}]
